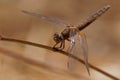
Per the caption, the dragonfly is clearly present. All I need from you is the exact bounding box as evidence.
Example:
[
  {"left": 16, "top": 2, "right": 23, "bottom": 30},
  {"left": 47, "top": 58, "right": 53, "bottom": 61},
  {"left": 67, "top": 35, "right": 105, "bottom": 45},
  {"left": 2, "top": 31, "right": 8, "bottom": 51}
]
[{"left": 22, "top": 5, "right": 110, "bottom": 75}]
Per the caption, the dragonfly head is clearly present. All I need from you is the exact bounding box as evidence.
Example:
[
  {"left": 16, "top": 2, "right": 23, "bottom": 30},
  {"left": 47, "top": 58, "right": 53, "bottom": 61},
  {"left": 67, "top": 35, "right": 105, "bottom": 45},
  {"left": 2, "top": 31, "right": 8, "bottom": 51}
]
[{"left": 53, "top": 32, "right": 64, "bottom": 43}]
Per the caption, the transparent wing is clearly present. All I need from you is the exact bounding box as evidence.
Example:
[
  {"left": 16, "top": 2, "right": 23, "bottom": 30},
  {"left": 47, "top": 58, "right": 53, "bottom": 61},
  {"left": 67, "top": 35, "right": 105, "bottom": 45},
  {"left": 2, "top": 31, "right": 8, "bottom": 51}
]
[
  {"left": 67, "top": 29, "right": 76, "bottom": 71},
  {"left": 22, "top": 10, "right": 69, "bottom": 26},
  {"left": 67, "top": 30, "right": 90, "bottom": 75},
  {"left": 77, "top": 32, "right": 90, "bottom": 75}
]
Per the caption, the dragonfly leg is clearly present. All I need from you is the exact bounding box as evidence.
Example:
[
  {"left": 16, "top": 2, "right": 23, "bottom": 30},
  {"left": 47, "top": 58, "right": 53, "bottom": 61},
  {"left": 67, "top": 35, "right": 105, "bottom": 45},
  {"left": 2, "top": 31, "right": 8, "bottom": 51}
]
[
  {"left": 53, "top": 41, "right": 65, "bottom": 50},
  {"left": 62, "top": 40, "right": 65, "bottom": 49},
  {"left": 53, "top": 42, "right": 60, "bottom": 50},
  {"left": 59, "top": 42, "right": 63, "bottom": 48},
  {"left": 58, "top": 41, "right": 65, "bottom": 49}
]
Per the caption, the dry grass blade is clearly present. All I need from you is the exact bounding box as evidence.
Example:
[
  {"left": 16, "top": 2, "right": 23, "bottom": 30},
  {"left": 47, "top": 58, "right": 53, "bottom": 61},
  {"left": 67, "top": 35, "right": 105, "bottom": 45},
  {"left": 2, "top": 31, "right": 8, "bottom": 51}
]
[{"left": 0, "top": 36, "right": 119, "bottom": 80}]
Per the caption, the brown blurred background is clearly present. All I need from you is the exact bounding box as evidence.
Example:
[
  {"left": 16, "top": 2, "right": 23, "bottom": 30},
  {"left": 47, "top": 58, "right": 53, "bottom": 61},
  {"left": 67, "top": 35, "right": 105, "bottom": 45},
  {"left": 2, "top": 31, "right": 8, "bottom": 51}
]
[{"left": 0, "top": 0, "right": 120, "bottom": 80}]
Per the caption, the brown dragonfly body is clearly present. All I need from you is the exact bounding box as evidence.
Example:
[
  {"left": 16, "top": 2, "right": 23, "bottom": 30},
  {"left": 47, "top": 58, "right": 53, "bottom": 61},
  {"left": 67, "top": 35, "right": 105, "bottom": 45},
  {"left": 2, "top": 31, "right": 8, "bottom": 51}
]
[
  {"left": 22, "top": 5, "right": 110, "bottom": 75},
  {"left": 53, "top": 5, "right": 110, "bottom": 50}
]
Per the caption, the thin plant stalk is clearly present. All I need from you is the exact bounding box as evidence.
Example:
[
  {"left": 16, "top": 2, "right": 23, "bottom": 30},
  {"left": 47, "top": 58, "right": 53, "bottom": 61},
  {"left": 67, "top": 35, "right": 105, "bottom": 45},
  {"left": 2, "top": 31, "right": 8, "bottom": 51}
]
[{"left": 0, "top": 36, "right": 119, "bottom": 80}]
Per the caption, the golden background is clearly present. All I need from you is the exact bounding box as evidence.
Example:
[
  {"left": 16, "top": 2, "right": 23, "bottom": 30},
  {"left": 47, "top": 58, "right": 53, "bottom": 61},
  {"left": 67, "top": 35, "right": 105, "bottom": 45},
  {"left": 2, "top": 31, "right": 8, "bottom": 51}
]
[{"left": 0, "top": 0, "right": 120, "bottom": 80}]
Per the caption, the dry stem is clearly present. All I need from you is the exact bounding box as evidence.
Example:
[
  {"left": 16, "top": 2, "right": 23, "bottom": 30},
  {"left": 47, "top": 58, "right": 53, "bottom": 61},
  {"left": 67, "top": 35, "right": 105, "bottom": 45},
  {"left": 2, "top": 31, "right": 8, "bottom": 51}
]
[{"left": 0, "top": 36, "right": 119, "bottom": 80}]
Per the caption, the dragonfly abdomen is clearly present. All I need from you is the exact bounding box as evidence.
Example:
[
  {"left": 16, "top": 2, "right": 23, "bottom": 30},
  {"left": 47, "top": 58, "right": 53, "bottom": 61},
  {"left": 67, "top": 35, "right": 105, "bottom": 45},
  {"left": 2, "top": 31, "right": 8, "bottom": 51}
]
[{"left": 77, "top": 5, "right": 110, "bottom": 31}]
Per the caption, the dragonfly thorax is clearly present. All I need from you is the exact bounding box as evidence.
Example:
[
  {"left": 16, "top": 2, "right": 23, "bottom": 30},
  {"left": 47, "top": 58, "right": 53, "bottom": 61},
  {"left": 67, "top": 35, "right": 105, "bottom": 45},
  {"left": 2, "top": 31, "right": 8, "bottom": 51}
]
[
  {"left": 53, "top": 32, "right": 64, "bottom": 43},
  {"left": 53, "top": 27, "right": 77, "bottom": 43}
]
